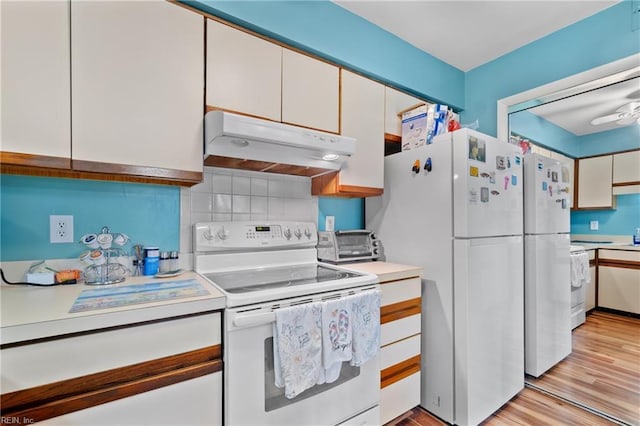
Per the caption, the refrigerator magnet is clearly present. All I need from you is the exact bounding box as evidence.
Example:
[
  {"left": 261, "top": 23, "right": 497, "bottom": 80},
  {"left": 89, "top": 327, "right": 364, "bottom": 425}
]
[
  {"left": 507, "top": 157, "right": 511, "bottom": 168},
  {"left": 537, "top": 162, "right": 543, "bottom": 170},
  {"left": 489, "top": 172, "right": 495, "bottom": 184},
  {"left": 470, "top": 166, "right": 479, "bottom": 177},
  {"left": 496, "top": 156, "right": 506, "bottom": 170},
  {"left": 469, "top": 188, "right": 478, "bottom": 203},
  {"left": 491, "top": 190, "right": 500, "bottom": 196},
  {"left": 504, "top": 176, "right": 509, "bottom": 190},
  {"left": 542, "top": 181, "right": 548, "bottom": 191},
  {"left": 548, "top": 185, "right": 553, "bottom": 196},
  {"left": 481, "top": 187, "right": 489, "bottom": 202},
  {"left": 515, "top": 156, "right": 521, "bottom": 165},
  {"left": 512, "top": 175, "right": 518, "bottom": 186},
  {"left": 551, "top": 171, "right": 558, "bottom": 182},
  {"left": 468, "top": 136, "right": 486, "bottom": 162}
]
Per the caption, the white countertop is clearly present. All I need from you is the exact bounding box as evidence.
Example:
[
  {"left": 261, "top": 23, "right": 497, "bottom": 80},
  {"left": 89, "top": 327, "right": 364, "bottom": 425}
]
[
  {"left": 340, "top": 261, "right": 423, "bottom": 283},
  {"left": 0, "top": 272, "right": 225, "bottom": 345}
]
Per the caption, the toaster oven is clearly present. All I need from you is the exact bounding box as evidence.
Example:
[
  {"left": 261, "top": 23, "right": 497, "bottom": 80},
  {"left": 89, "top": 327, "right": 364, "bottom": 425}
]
[{"left": 317, "top": 230, "right": 382, "bottom": 263}]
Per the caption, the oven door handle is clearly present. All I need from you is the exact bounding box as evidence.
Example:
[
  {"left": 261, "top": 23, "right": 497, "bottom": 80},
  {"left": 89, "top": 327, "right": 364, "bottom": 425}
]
[{"left": 232, "top": 311, "right": 276, "bottom": 328}]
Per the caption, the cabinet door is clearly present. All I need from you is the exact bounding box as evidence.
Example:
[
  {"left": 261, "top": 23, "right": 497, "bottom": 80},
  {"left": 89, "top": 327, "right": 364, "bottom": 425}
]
[
  {"left": 613, "top": 150, "right": 640, "bottom": 183},
  {"left": 384, "top": 86, "right": 424, "bottom": 137},
  {"left": 339, "top": 70, "right": 385, "bottom": 190},
  {"left": 613, "top": 150, "right": 640, "bottom": 195},
  {"left": 598, "top": 266, "right": 640, "bottom": 314},
  {"left": 206, "top": 19, "right": 281, "bottom": 122},
  {"left": 71, "top": 1, "right": 203, "bottom": 173},
  {"left": 1, "top": 0, "right": 70, "bottom": 163},
  {"left": 577, "top": 155, "right": 613, "bottom": 209},
  {"left": 282, "top": 49, "right": 339, "bottom": 133},
  {"left": 39, "top": 372, "right": 222, "bottom": 426}
]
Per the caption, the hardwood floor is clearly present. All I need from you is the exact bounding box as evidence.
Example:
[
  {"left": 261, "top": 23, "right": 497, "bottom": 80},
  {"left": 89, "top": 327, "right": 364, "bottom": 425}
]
[
  {"left": 386, "top": 388, "right": 616, "bottom": 425},
  {"left": 385, "top": 310, "right": 639, "bottom": 426},
  {"left": 527, "top": 311, "right": 640, "bottom": 425}
]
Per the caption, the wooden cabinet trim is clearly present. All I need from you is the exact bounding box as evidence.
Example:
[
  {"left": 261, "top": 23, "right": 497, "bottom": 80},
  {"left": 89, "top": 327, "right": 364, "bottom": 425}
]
[
  {"left": 380, "top": 354, "right": 420, "bottom": 389},
  {"left": 311, "top": 172, "right": 384, "bottom": 197},
  {"left": 0, "top": 344, "right": 222, "bottom": 424},
  {"left": 381, "top": 297, "right": 421, "bottom": 324},
  {"left": 1, "top": 151, "right": 71, "bottom": 170},
  {"left": 598, "top": 259, "right": 640, "bottom": 270},
  {"left": 612, "top": 181, "right": 640, "bottom": 187},
  {"left": 2, "top": 160, "right": 202, "bottom": 187}
]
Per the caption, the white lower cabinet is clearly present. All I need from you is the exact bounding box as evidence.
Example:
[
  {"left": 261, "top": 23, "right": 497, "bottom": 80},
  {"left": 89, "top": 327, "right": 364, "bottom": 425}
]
[
  {"left": 585, "top": 250, "right": 596, "bottom": 311},
  {"left": 1, "top": 312, "right": 223, "bottom": 425},
  {"left": 597, "top": 250, "right": 640, "bottom": 314},
  {"left": 40, "top": 372, "right": 222, "bottom": 426},
  {"left": 342, "top": 262, "right": 423, "bottom": 424}
]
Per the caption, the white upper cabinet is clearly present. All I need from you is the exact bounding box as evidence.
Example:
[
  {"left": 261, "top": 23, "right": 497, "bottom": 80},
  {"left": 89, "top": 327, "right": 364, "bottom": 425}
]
[
  {"left": 384, "top": 86, "right": 424, "bottom": 137},
  {"left": 577, "top": 155, "right": 613, "bottom": 209},
  {"left": 1, "top": 0, "right": 70, "bottom": 160},
  {"left": 71, "top": 1, "right": 204, "bottom": 173},
  {"left": 612, "top": 150, "right": 640, "bottom": 194},
  {"left": 339, "top": 70, "right": 385, "bottom": 190},
  {"left": 281, "top": 49, "right": 339, "bottom": 133},
  {"left": 206, "top": 19, "right": 281, "bottom": 122}
]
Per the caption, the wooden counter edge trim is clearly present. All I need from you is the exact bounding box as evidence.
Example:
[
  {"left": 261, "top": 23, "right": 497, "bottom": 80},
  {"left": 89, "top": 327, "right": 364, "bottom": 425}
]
[
  {"left": 72, "top": 160, "right": 203, "bottom": 183},
  {"left": 598, "top": 259, "right": 640, "bottom": 270},
  {"left": 380, "top": 354, "right": 421, "bottom": 389},
  {"left": 381, "top": 297, "right": 421, "bottom": 324},
  {"left": 0, "top": 344, "right": 222, "bottom": 421}
]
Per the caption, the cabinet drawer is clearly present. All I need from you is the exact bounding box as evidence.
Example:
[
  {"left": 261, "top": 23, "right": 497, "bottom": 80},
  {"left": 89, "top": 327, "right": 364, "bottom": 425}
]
[
  {"left": 381, "top": 314, "right": 421, "bottom": 347},
  {"left": 380, "top": 372, "right": 420, "bottom": 424},
  {"left": 381, "top": 277, "right": 421, "bottom": 306},
  {"left": 381, "top": 334, "right": 420, "bottom": 370},
  {"left": 599, "top": 250, "right": 640, "bottom": 263},
  {"left": 1, "top": 312, "right": 221, "bottom": 393}
]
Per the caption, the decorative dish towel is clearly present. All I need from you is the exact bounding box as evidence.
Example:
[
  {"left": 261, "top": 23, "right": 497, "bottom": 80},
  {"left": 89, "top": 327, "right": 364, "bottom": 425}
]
[
  {"left": 321, "top": 297, "right": 353, "bottom": 383},
  {"left": 570, "top": 252, "right": 590, "bottom": 288},
  {"left": 273, "top": 302, "right": 323, "bottom": 399},
  {"left": 350, "top": 290, "right": 381, "bottom": 367}
]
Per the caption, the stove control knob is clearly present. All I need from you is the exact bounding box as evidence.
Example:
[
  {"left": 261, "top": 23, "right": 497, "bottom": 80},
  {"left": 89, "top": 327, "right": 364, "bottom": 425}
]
[
  {"left": 304, "top": 228, "right": 312, "bottom": 239},
  {"left": 217, "top": 226, "right": 230, "bottom": 240},
  {"left": 283, "top": 228, "right": 292, "bottom": 240},
  {"left": 294, "top": 228, "right": 302, "bottom": 239}
]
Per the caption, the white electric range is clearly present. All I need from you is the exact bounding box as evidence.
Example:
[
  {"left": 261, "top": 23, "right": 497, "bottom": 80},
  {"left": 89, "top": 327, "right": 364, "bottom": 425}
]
[{"left": 193, "top": 221, "right": 380, "bottom": 426}]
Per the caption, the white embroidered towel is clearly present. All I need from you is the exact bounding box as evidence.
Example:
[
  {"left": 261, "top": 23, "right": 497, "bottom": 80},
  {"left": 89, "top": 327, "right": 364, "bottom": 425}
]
[
  {"left": 350, "top": 290, "right": 381, "bottom": 367},
  {"left": 321, "top": 297, "right": 353, "bottom": 383},
  {"left": 570, "top": 252, "right": 590, "bottom": 288},
  {"left": 273, "top": 302, "right": 323, "bottom": 399}
]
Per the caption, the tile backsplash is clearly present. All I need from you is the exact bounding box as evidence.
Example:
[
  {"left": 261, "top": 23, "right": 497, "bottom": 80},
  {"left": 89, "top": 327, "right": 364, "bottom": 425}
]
[{"left": 180, "top": 167, "right": 319, "bottom": 255}]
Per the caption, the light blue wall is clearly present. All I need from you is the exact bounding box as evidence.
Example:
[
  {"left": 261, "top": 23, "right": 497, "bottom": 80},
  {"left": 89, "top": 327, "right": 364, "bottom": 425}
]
[
  {"left": 509, "top": 111, "right": 579, "bottom": 157},
  {"left": 0, "top": 175, "right": 180, "bottom": 261},
  {"left": 571, "top": 194, "right": 640, "bottom": 236},
  {"left": 318, "top": 197, "right": 364, "bottom": 231},
  {"left": 509, "top": 111, "right": 640, "bottom": 158},
  {"left": 186, "top": 0, "right": 465, "bottom": 109},
  {"left": 464, "top": 1, "right": 639, "bottom": 137},
  {"left": 572, "top": 125, "right": 640, "bottom": 157}
]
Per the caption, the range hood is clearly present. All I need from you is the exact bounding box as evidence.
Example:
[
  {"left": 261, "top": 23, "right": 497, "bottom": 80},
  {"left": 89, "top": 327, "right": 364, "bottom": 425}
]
[{"left": 204, "top": 111, "right": 356, "bottom": 177}]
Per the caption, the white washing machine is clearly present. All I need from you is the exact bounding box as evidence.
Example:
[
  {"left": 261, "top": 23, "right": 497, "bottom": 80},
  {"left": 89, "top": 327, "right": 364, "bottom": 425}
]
[{"left": 570, "top": 245, "right": 588, "bottom": 329}]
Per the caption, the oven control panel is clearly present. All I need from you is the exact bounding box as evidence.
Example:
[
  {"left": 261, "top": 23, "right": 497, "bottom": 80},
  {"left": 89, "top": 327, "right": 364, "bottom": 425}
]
[{"left": 194, "top": 221, "right": 317, "bottom": 252}]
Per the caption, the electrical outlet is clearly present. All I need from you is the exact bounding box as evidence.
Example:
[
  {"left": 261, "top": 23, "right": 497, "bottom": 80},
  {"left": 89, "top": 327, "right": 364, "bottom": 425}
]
[
  {"left": 325, "top": 215, "right": 335, "bottom": 232},
  {"left": 50, "top": 215, "right": 74, "bottom": 243}
]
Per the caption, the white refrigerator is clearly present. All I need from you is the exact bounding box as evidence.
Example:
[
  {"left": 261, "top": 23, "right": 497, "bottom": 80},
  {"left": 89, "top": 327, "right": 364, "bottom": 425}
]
[
  {"left": 366, "top": 129, "right": 524, "bottom": 426},
  {"left": 523, "top": 153, "right": 571, "bottom": 378}
]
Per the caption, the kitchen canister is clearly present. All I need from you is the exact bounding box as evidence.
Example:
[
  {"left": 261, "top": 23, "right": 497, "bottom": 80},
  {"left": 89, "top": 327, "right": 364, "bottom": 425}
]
[{"left": 143, "top": 247, "right": 160, "bottom": 276}]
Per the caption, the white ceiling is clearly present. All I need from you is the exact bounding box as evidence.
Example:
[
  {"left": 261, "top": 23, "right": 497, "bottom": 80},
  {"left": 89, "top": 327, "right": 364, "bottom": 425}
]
[
  {"left": 333, "top": 0, "right": 619, "bottom": 72},
  {"left": 334, "top": 0, "right": 640, "bottom": 136}
]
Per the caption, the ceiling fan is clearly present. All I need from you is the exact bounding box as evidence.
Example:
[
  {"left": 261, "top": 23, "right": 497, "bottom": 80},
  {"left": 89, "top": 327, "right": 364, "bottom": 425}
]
[{"left": 590, "top": 101, "right": 640, "bottom": 126}]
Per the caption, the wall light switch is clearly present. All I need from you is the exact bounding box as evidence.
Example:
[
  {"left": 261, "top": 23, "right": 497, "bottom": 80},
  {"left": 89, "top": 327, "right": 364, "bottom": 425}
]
[
  {"left": 590, "top": 220, "right": 599, "bottom": 231},
  {"left": 325, "top": 215, "right": 335, "bottom": 232}
]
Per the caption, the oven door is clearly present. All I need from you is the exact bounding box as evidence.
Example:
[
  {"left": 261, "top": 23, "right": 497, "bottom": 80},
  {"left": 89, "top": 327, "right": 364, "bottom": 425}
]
[{"left": 224, "top": 291, "right": 380, "bottom": 426}]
